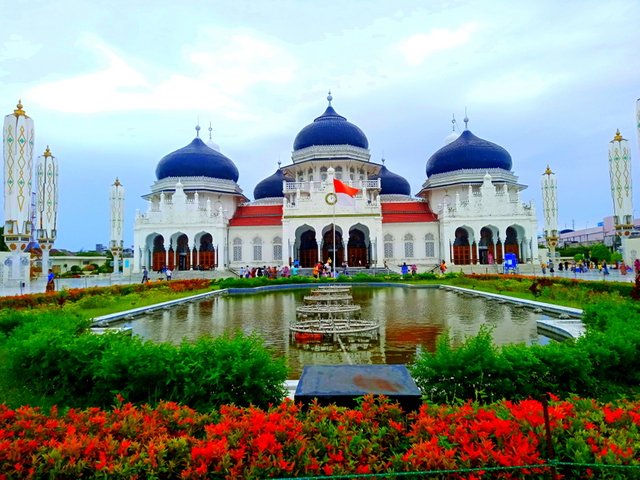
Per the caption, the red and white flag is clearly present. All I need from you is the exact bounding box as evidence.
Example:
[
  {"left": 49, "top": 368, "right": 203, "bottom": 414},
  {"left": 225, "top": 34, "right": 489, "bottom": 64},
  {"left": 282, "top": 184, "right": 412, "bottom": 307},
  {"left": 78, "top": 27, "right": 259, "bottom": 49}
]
[{"left": 333, "top": 178, "right": 359, "bottom": 207}]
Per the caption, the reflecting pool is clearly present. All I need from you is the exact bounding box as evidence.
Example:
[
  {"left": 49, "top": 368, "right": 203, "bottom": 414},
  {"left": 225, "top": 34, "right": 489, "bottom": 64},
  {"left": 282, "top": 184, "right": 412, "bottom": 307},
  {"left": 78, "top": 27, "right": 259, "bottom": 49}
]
[{"left": 124, "top": 287, "right": 555, "bottom": 378}]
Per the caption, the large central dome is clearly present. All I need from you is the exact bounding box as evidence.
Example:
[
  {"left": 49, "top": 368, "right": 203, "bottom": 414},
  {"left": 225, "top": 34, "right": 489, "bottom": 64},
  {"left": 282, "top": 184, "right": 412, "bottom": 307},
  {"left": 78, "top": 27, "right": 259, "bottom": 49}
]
[
  {"left": 426, "top": 130, "right": 512, "bottom": 177},
  {"left": 156, "top": 137, "right": 239, "bottom": 182},
  {"left": 293, "top": 95, "right": 369, "bottom": 151}
]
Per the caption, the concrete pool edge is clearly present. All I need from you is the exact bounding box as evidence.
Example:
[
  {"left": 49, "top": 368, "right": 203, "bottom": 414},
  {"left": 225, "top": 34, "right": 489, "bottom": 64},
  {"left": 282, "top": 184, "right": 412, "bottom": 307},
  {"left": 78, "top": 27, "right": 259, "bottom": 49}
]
[{"left": 92, "top": 282, "right": 584, "bottom": 339}]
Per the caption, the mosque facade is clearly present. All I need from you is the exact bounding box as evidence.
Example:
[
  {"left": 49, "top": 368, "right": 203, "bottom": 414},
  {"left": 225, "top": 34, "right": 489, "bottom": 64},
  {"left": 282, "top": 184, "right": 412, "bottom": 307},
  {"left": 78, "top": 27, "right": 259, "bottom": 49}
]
[{"left": 133, "top": 96, "right": 539, "bottom": 273}]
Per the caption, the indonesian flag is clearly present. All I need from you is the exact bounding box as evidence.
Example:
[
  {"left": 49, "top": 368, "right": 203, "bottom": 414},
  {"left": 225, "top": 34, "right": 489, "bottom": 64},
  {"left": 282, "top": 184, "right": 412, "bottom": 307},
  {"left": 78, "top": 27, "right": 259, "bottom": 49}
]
[{"left": 333, "top": 178, "right": 359, "bottom": 207}]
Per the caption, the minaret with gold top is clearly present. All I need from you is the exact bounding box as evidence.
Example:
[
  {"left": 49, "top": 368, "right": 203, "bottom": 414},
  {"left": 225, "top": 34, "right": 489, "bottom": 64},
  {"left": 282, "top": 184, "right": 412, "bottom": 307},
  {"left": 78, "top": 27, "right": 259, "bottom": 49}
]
[
  {"left": 3, "top": 100, "right": 35, "bottom": 280},
  {"left": 35, "top": 146, "right": 58, "bottom": 276},
  {"left": 541, "top": 165, "right": 558, "bottom": 263},
  {"left": 110, "top": 178, "right": 125, "bottom": 274},
  {"left": 608, "top": 129, "right": 633, "bottom": 264}
]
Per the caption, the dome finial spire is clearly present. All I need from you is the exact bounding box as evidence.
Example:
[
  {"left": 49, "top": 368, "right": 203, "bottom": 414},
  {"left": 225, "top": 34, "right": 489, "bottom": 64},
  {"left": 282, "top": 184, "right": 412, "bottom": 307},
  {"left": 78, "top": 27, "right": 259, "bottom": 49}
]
[
  {"left": 327, "top": 90, "right": 333, "bottom": 106},
  {"left": 463, "top": 107, "right": 469, "bottom": 130},
  {"left": 451, "top": 113, "right": 457, "bottom": 132},
  {"left": 195, "top": 116, "right": 201, "bottom": 138},
  {"left": 208, "top": 122, "right": 213, "bottom": 141}
]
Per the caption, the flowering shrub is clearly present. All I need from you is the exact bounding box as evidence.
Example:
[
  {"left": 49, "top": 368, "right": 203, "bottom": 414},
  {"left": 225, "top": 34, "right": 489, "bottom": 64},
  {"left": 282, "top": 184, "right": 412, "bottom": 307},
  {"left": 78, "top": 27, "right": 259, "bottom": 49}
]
[
  {"left": 0, "top": 279, "right": 214, "bottom": 310},
  {"left": 1, "top": 396, "right": 639, "bottom": 478}
]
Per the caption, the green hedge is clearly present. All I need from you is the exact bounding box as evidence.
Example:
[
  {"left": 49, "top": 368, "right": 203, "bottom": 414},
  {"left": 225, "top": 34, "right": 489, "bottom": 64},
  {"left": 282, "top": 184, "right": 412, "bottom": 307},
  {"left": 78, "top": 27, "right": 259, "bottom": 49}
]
[
  {"left": 2, "top": 310, "right": 287, "bottom": 410},
  {"left": 411, "top": 299, "right": 640, "bottom": 403}
]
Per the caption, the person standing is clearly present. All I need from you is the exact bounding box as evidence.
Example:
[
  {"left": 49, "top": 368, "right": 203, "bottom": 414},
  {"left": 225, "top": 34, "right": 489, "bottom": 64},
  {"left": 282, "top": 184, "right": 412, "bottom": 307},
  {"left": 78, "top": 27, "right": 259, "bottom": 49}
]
[
  {"left": 46, "top": 269, "right": 55, "bottom": 292},
  {"left": 141, "top": 266, "right": 149, "bottom": 283},
  {"left": 401, "top": 262, "right": 409, "bottom": 277},
  {"left": 439, "top": 260, "right": 447, "bottom": 274},
  {"left": 166, "top": 268, "right": 172, "bottom": 280}
]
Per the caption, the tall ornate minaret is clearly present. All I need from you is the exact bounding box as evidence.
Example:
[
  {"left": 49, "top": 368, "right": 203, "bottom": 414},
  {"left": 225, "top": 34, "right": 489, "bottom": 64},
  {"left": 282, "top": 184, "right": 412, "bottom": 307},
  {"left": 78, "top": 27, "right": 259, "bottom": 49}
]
[
  {"left": 35, "top": 146, "right": 58, "bottom": 276},
  {"left": 541, "top": 165, "right": 558, "bottom": 263},
  {"left": 109, "top": 178, "right": 125, "bottom": 274},
  {"left": 3, "top": 100, "right": 35, "bottom": 280},
  {"left": 608, "top": 129, "right": 633, "bottom": 264}
]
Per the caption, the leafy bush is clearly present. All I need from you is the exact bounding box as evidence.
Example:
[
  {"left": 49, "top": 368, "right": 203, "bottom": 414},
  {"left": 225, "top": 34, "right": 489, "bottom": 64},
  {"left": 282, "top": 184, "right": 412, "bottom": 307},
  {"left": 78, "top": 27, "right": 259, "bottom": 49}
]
[{"left": 4, "top": 311, "right": 287, "bottom": 410}]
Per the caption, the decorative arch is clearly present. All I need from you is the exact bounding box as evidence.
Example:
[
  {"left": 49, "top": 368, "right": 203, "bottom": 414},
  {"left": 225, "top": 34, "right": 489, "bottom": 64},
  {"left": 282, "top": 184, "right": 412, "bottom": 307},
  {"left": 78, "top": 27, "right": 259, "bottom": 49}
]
[
  {"left": 453, "top": 226, "right": 472, "bottom": 265},
  {"left": 252, "top": 236, "right": 263, "bottom": 262},
  {"left": 321, "top": 224, "right": 344, "bottom": 265},
  {"left": 150, "top": 233, "right": 166, "bottom": 272},
  {"left": 272, "top": 236, "right": 283, "bottom": 262},
  {"left": 171, "top": 232, "right": 191, "bottom": 270},
  {"left": 478, "top": 225, "right": 498, "bottom": 264},
  {"left": 194, "top": 231, "right": 217, "bottom": 270},
  {"left": 294, "top": 224, "right": 318, "bottom": 268},
  {"left": 505, "top": 224, "right": 525, "bottom": 261},
  {"left": 348, "top": 223, "right": 370, "bottom": 266}
]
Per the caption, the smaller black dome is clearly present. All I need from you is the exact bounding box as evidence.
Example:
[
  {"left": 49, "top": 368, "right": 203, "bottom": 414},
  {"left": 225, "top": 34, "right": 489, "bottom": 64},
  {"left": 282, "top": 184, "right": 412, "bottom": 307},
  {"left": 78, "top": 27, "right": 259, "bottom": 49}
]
[
  {"left": 293, "top": 104, "right": 369, "bottom": 151},
  {"left": 371, "top": 165, "right": 411, "bottom": 196},
  {"left": 426, "top": 130, "right": 512, "bottom": 177},
  {"left": 156, "top": 137, "right": 239, "bottom": 182},
  {"left": 254, "top": 169, "right": 294, "bottom": 200}
]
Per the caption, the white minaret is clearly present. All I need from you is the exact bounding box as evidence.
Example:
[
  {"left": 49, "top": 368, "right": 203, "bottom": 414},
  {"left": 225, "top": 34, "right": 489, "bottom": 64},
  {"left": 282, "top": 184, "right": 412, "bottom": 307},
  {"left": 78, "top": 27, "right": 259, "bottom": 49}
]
[
  {"left": 35, "top": 146, "right": 59, "bottom": 276},
  {"left": 3, "top": 100, "right": 35, "bottom": 280},
  {"left": 608, "top": 129, "right": 633, "bottom": 264},
  {"left": 541, "top": 165, "right": 558, "bottom": 263},
  {"left": 109, "top": 178, "right": 125, "bottom": 274}
]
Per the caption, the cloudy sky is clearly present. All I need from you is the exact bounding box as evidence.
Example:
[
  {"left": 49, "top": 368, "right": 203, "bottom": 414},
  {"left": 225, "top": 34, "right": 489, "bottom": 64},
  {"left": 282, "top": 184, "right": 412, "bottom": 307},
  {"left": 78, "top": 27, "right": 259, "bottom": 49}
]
[{"left": 1, "top": 0, "right": 639, "bottom": 251}]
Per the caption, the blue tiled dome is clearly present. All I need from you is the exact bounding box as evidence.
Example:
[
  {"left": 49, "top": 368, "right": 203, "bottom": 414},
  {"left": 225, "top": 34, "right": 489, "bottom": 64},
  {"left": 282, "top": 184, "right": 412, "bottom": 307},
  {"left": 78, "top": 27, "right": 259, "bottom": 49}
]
[
  {"left": 254, "top": 168, "right": 294, "bottom": 200},
  {"left": 371, "top": 165, "right": 411, "bottom": 196},
  {"left": 426, "top": 130, "right": 512, "bottom": 177},
  {"left": 293, "top": 103, "right": 368, "bottom": 151},
  {"left": 156, "top": 137, "right": 239, "bottom": 182}
]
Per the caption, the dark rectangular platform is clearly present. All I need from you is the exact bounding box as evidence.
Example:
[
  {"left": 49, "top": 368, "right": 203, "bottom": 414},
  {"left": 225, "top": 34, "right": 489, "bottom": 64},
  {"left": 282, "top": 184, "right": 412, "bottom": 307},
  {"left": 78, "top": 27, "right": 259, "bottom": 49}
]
[{"left": 294, "top": 365, "right": 422, "bottom": 412}]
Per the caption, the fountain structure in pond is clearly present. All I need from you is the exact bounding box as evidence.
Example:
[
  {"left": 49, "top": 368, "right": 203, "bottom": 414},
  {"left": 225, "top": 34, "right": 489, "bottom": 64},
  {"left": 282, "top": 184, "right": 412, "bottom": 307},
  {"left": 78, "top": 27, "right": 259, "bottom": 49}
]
[{"left": 289, "top": 285, "right": 380, "bottom": 349}]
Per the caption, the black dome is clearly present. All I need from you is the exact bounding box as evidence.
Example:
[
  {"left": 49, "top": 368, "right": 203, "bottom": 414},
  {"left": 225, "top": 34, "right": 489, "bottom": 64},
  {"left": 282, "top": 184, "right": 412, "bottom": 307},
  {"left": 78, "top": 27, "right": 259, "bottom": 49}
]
[
  {"left": 371, "top": 165, "right": 411, "bottom": 196},
  {"left": 426, "top": 130, "right": 512, "bottom": 177},
  {"left": 156, "top": 137, "right": 239, "bottom": 182},
  {"left": 254, "top": 168, "right": 294, "bottom": 200},
  {"left": 293, "top": 105, "right": 368, "bottom": 151}
]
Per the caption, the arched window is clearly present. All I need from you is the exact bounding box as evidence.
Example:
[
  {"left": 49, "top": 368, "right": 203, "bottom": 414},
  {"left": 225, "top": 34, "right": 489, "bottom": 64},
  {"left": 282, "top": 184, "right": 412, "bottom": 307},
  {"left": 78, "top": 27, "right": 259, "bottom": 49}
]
[
  {"left": 335, "top": 166, "right": 343, "bottom": 179},
  {"left": 320, "top": 166, "right": 328, "bottom": 181},
  {"left": 252, "top": 236, "right": 263, "bottom": 261},
  {"left": 308, "top": 168, "right": 314, "bottom": 182},
  {"left": 232, "top": 237, "right": 242, "bottom": 262},
  {"left": 349, "top": 167, "right": 355, "bottom": 180},
  {"left": 425, "top": 233, "right": 435, "bottom": 258},
  {"left": 383, "top": 234, "right": 394, "bottom": 259},
  {"left": 359, "top": 168, "right": 365, "bottom": 181},
  {"left": 273, "top": 236, "right": 282, "bottom": 261},
  {"left": 404, "top": 233, "right": 414, "bottom": 258}
]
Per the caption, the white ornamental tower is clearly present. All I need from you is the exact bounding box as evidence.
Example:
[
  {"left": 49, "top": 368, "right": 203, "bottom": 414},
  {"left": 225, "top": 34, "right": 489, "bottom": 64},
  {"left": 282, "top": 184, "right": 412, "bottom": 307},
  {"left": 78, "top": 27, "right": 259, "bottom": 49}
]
[
  {"left": 109, "top": 178, "right": 125, "bottom": 274},
  {"left": 608, "top": 129, "right": 633, "bottom": 264},
  {"left": 541, "top": 165, "right": 558, "bottom": 262},
  {"left": 3, "top": 100, "right": 35, "bottom": 280},
  {"left": 35, "top": 146, "right": 58, "bottom": 276}
]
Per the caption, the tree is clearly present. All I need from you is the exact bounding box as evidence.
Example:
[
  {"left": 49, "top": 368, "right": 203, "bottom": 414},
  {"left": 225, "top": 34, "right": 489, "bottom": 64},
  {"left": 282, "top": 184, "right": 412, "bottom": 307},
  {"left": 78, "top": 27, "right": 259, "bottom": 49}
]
[{"left": 589, "top": 243, "right": 612, "bottom": 263}]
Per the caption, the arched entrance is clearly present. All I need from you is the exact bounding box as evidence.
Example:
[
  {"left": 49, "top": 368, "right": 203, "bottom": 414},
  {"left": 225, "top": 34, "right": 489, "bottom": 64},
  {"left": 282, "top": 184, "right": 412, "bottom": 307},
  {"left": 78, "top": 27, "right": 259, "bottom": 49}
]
[
  {"left": 297, "top": 229, "right": 318, "bottom": 267},
  {"left": 453, "top": 227, "right": 471, "bottom": 265},
  {"left": 504, "top": 226, "right": 520, "bottom": 261},
  {"left": 152, "top": 235, "right": 166, "bottom": 272},
  {"left": 479, "top": 227, "right": 496, "bottom": 265},
  {"left": 348, "top": 228, "right": 368, "bottom": 266},
  {"left": 322, "top": 225, "right": 344, "bottom": 266},
  {"left": 175, "top": 234, "right": 190, "bottom": 271},
  {"left": 197, "top": 233, "right": 216, "bottom": 270}
]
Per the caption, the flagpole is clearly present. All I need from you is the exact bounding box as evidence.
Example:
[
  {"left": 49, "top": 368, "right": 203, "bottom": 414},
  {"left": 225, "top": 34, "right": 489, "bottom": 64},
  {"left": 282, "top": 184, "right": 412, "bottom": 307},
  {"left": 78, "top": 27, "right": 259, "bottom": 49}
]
[{"left": 332, "top": 202, "right": 336, "bottom": 278}]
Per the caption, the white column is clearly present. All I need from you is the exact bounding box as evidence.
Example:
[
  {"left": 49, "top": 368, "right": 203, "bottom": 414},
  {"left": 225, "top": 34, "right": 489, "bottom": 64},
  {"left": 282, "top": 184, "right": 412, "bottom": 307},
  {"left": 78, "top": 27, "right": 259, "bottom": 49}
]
[
  {"left": 608, "top": 130, "right": 633, "bottom": 264},
  {"left": 541, "top": 165, "right": 558, "bottom": 261}
]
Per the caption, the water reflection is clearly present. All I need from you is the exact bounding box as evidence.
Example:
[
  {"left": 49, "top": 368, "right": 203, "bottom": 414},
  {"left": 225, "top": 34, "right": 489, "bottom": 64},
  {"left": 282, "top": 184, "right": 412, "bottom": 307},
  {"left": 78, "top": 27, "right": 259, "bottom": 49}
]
[{"left": 127, "top": 287, "right": 550, "bottom": 378}]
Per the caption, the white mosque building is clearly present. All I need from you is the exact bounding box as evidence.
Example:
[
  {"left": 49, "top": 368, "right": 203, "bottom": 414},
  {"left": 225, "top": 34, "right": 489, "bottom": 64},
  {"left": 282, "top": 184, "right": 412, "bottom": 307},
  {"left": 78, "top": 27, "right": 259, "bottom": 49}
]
[{"left": 133, "top": 95, "right": 538, "bottom": 273}]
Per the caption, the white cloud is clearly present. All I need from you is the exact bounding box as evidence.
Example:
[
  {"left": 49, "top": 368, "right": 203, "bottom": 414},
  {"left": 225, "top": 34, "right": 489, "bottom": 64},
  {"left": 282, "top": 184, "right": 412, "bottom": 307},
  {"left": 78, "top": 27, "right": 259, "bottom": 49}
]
[{"left": 396, "top": 23, "right": 479, "bottom": 66}]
